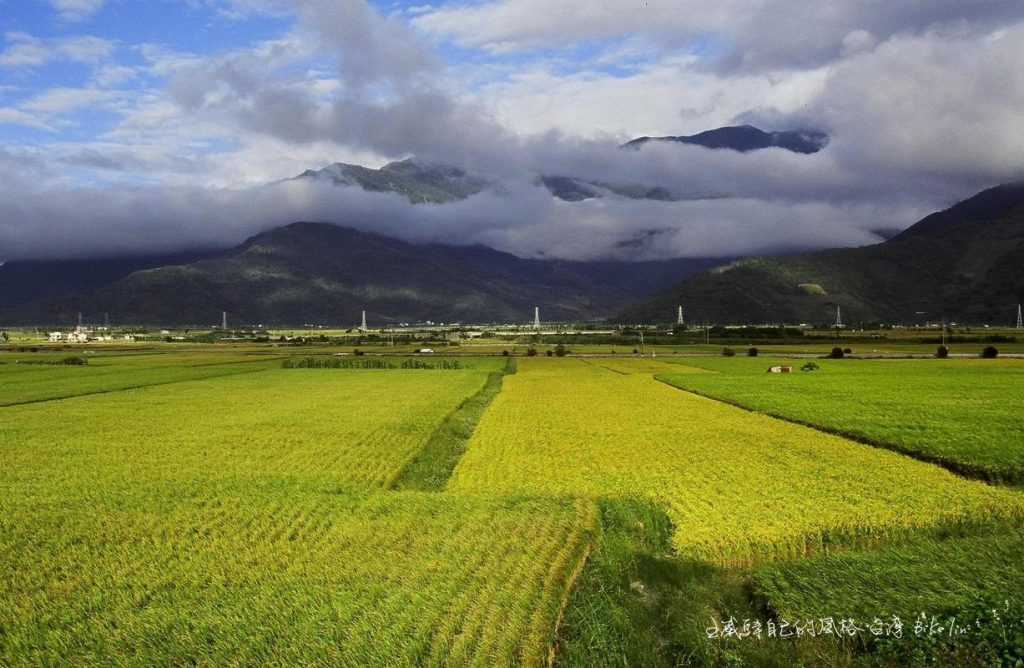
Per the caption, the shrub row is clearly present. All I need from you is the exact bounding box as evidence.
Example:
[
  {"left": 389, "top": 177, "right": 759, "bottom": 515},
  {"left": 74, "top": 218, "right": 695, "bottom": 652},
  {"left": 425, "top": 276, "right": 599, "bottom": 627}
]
[{"left": 282, "top": 357, "right": 465, "bottom": 370}]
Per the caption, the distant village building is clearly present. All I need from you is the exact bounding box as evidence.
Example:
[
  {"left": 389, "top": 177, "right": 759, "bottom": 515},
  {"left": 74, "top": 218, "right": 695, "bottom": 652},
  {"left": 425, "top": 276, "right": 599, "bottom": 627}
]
[
  {"left": 48, "top": 332, "right": 63, "bottom": 342},
  {"left": 768, "top": 365, "right": 793, "bottom": 374}
]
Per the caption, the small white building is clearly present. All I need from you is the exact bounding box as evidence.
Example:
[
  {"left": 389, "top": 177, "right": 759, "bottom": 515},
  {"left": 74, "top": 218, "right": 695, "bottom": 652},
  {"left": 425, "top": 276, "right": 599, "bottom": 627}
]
[
  {"left": 768, "top": 365, "right": 793, "bottom": 374},
  {"left": 67, "top": 330, "right": 90, "bottom": 344},
  {"left": 417, "top": 348, "right": 435, "bottom": 354},
  {"left": 48, "top": 332, "right": 63, "bottom": 342}
]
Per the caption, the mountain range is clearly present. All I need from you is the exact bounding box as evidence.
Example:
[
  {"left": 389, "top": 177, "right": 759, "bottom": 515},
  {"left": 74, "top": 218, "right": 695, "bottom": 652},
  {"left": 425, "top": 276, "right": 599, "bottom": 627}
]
[
  {"left": 3, "top": 224, "right": 719, "bottom": 326},
  {"left": 618, "top": 183, "right": 1024, "bottom": 325},
  {"left": 293, "top": 159, "right": 488, "bottom": 204},
  {"left": 6, "top": 124, "right": 1020, "bottom": 328},
  {"left": 295, "top": 124, "right": 827, "bottom": 204}
]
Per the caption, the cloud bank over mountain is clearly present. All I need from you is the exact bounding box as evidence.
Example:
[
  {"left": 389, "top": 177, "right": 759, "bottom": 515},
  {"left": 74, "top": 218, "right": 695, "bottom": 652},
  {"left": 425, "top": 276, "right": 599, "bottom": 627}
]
[{"left": 2, "top": 0, "right": 1024, "bottom": 262}]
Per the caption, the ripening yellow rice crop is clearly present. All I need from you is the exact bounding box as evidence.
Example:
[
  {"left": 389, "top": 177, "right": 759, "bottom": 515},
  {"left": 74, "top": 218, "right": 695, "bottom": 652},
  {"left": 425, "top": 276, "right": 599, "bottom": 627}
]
[
  {"left": 0, "top": 368, "right": 489, "bottom": 490},
  {"left": 449, "top": 358, "right": 1024, "bottom": 565},
  {"left": 0, "top": 487, "right": 597, "bottom": 666}
]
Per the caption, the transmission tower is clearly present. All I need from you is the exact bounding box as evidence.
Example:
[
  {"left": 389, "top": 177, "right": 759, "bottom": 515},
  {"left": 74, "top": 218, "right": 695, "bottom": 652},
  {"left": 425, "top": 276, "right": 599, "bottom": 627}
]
[
  {"left": 834, "top": 305, "right": 843, "bottom": 329},
  {"left": 533, "top": 307, "right": 540, "bottom": 329},
  {"left": 677, "top": 305, "right": 684, "bottom": 326},
  {"left": 1017, "top": 304, "right": 1023, "bottom": 330},
  {"left": 361, "top": 310, "right": 368, "bottom": 331},
  {"left": 222, "top": 311, "right": 228, "bottom": 330}
]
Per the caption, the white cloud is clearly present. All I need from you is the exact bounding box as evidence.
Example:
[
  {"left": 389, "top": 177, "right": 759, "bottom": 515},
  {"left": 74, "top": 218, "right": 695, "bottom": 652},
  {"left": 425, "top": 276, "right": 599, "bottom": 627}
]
[
  {"left": 93, "top": 64, "right": 138, "bottom": 88},
  {"left": 22, "top": 87, "right": 121, "bottom": 114},
  {"left": 415, "top": 0, "right": 1024, "bottom": 71},
  {"left": 51, "top": 0, "right": 107, "bottom": 22},
  {"left": 809, "top": 23, "right": 1024, "bottom": 188},
  {"left": 0, "top": 33, "right": 49, "bottom": 67},
  {"left": 0, "top": 108, "right": 54, "bottom": 131},
  {"left": 464, "top": 56, "right": 828, "bottom": 139},
  {"left": 0, "top": 33, "right": 115, "bottom": 68}
]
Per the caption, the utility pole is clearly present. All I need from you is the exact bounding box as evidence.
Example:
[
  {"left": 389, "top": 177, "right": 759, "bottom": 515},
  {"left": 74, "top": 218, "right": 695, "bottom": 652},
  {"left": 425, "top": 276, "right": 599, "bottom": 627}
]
[
  {"left": 639, "top": 329, "right": 645, "bottom": 355},
  {"left": 533, "top": 307, "right": 540, "bottom": 330},
  {"left": 1018, "top": 304, "right": 1023, "bottom": 330},
  {"left": 361, "top": 310, "right": 367, "bottom": 331},
  {"left": 222, "top": 311, "right": 228, "bottom": 330}
]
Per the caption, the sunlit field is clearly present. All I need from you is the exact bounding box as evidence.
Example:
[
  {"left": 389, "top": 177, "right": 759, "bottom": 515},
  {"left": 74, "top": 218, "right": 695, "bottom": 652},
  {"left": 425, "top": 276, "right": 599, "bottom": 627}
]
[{"left": 2, "top": 350, "right": 1022, "bottom": 666}]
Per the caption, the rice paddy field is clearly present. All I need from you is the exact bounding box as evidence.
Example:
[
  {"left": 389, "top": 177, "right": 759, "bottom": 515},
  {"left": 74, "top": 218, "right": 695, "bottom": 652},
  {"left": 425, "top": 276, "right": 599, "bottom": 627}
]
[
  {"left": 450, "top": 359, "right": 1024, "bottom": 564},
  {"left": 2, "top": 346, "right": 1023, "bottom": 666},
  {"left": 658, "top": 356, "right": 1024, "bottom": 482}
]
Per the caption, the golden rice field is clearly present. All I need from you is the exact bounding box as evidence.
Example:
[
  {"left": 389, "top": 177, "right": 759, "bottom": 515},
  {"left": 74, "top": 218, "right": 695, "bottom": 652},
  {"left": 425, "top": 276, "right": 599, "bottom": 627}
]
[
  {"left": 3, "top": 350, "right": 1023, "bottom": 666},
  {"left": 1, "top": 368, "right": 489, "bottom": 490},
  {"left": 449, "top": 358, "right": 1024, "bottom": 564},
  {"left": 0, "top": 488, "right": 596, "bottom": 666}
]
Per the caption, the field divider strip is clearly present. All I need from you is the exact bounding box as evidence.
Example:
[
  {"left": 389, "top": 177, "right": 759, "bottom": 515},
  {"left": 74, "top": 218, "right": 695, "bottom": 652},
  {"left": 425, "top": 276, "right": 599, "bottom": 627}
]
[
  {"left": 653, "top": 374, "right": 1009, "bottom": 486},
  {"left": 0, "top": 365, "right": 272, "bottom": 409},
  {"left": 545, "top": 500, "right": 601, "bottom": 668},
  {"left": 387, "top": 358, "right": 516, "bottom": 492}
]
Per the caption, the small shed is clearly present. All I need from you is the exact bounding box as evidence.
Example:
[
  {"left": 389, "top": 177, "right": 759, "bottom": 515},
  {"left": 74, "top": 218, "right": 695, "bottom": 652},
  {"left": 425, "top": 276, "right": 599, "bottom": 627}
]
[
  {"left": 417, "top": 348, "right": 435, "bottom": 354},
  {"left": 768, "top": 365, "right": 793, "bottom": 374}
]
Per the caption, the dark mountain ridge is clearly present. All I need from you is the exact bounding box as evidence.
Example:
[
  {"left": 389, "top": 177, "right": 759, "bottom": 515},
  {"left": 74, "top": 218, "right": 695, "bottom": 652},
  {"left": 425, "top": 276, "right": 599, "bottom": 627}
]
[
  {"left": 617, "top": 183, "right": 1024, "bottom": 325},
  {"left": 623, "top": 124, "right": 829, "bottom": 154},
  {"left": 0, "top": 250, "right": 223, "bottom": 311},
  {"left": 4, "top": 223, "right": 720, "bottom": 326}
]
